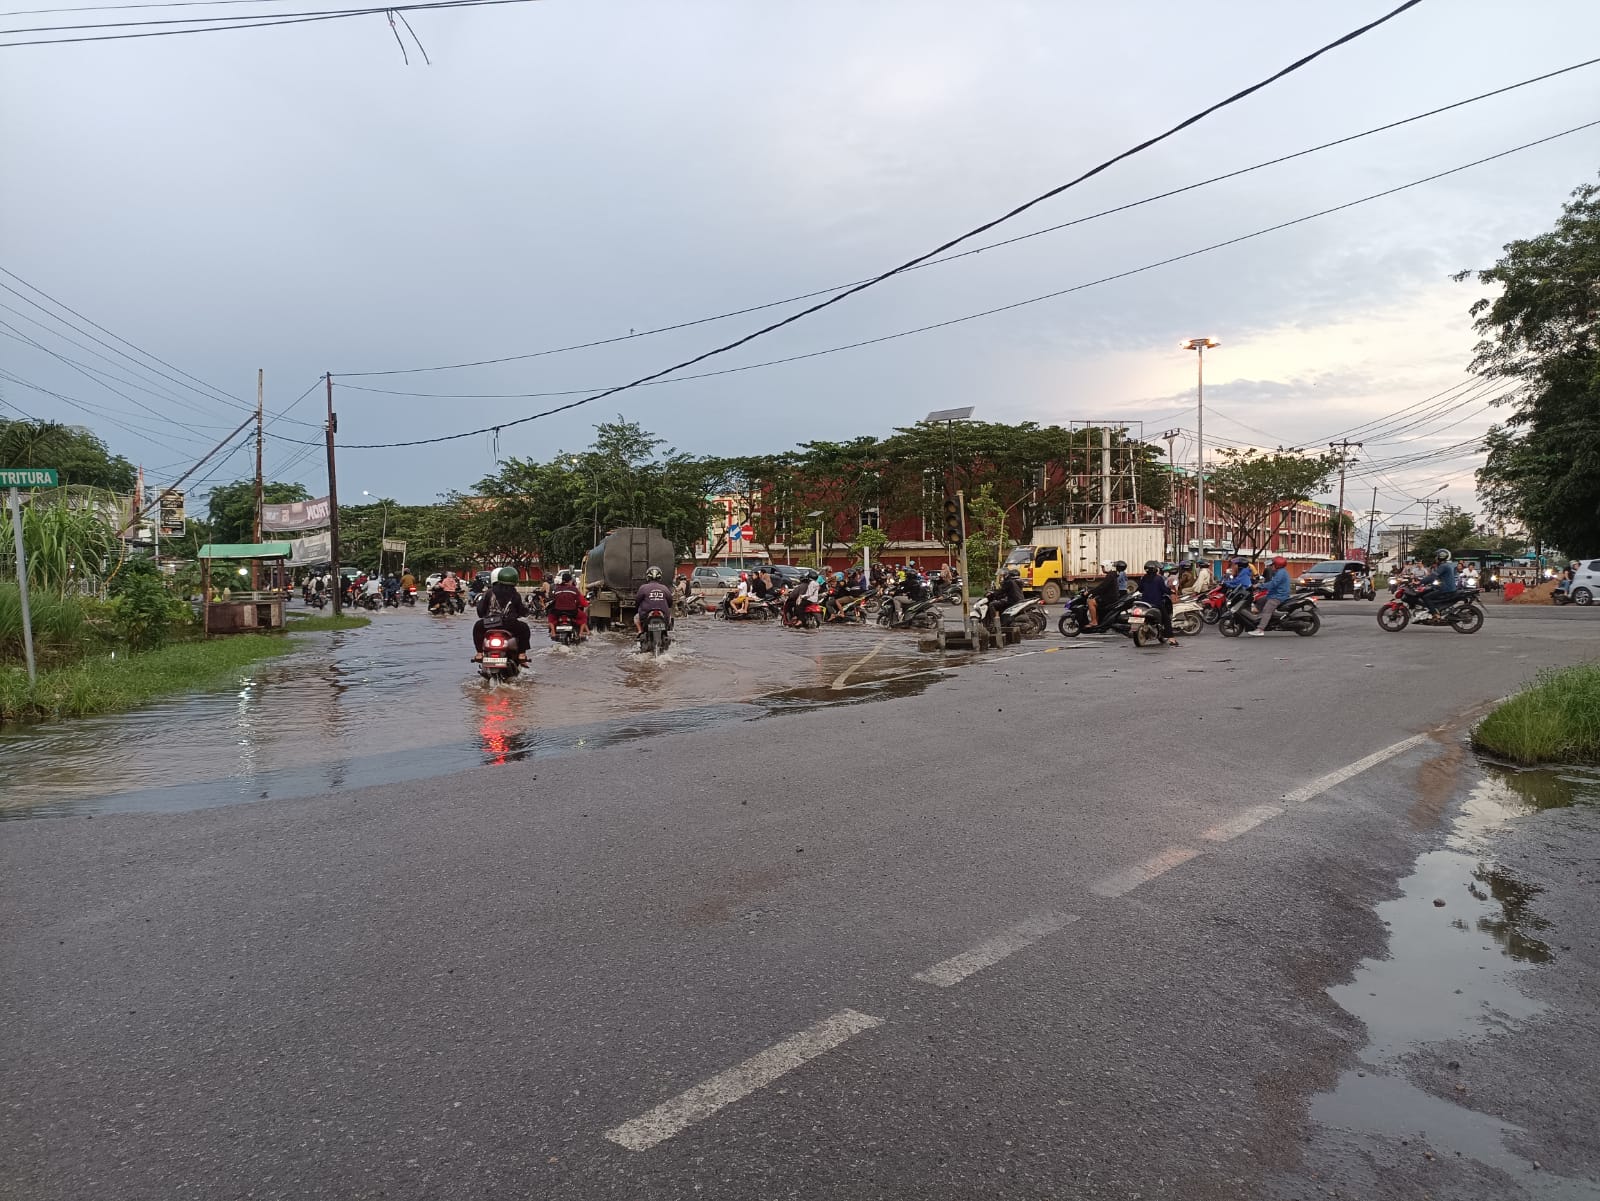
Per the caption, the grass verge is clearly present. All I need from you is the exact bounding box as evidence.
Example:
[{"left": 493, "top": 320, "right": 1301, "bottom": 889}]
[
  {"left": 0, "top": 615, "right": 371, "bottom": 724},
  {"left": 1473, "top": 664, "right": 1600, "bottom": 765},
  {"left": 284, "top": 613, "right": 373, "bottom": 633}
]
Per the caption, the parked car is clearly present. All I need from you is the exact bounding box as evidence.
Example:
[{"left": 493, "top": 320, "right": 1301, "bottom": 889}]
[
  {"left": 1294, "top": 559, "right": 1375, "bottom": 600},
  {"left": 690, "top": 565, "right": 743, "bottom": 592},
  {"left": 765, "top": 564, "right": 818, "bottom": 587},
  {"left": 1560, "top": 559, "right": 1600, "bottom": 606}
]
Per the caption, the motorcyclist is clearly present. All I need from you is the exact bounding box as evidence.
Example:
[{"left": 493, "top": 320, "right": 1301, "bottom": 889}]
[
  {"left": 1114, "top": 560, "right": 1128, "bottom": 592},
  {"left": 634, "top": 566, "right": 674, "bottom": 635},
  {"left": 361, "top": 574, "right": 384, "bottom": 605},
  {"left": 472, "top": 566, "right": 531, "bottom": 663},
  {"left": 399, "top": 568, "right": 416, "bottom": 595},
  {"left": 1418, "top": 548, "right": 1458, "bottom": 616},
  {"left": 894, "top": 563, "right": 929, "bottom": 623},
  {"left": 990, "top": 566, "right": 1025, "bottom": 610},
  {"left": 1186, "top": 559, "right": 1214, "bottom": 598},
  {"left": 547, "top": 569, "right": 589, "bottom": 639},
  {"left": 1137, "top": 559, "right": 1180, "bottom": 646},
  {"left": 1226, "top": 557, "right": 1254, "bottom": 593},
  {"left": 1248, "top": 555, "right": 1291, "bottom": 637},
  {"left": 1087, "top": 560, "right": 1121, "bottom": 628}
]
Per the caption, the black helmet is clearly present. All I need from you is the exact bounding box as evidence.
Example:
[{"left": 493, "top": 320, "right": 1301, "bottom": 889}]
[
  {"left": 1004, "top": 566, "right": 1020, "bottom": 578},
  {"left": 1113, "top": 560, "right": 1127, "bottom": 571},
  {"left": 559, "top": 570, "right": 574, "bottom": 584},
  {"left": 1435, "top": 548, "right": 1452, "bottom": 562},
  {"left": 1143, "top": 560, "right": 1161, "bottom": 573},
  {"left": 645, "top": 566, "right": 663, "bottom": 581}
]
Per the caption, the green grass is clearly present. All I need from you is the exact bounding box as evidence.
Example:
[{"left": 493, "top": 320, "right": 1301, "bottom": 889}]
[
  {"left": 1473, "top": 664, "right": 1600, "bottom": 766},
  {"left": 0, "top": 617, "right": 369, "bottom": 724},
  {"left": 283, "top": 613, "right": 372, "bottom": 632}
]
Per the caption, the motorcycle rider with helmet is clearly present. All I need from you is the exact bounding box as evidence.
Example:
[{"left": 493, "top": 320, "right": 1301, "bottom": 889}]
[
  {"left": 1418, "top": 548, "right": 1458, "bottom": 616},
  {"left": 1087, "top": 559, "right": 1121, "bottom": 629},
  {"left": 1137, "top": 559, "right": 1180, "bottom": 646},
  {"left": 547, "top": 570, "right": 589, "bottom": 640},
  {"left": 1248, "top": 555, "right": 1291, "bottom": 637},
  {"left": 472, "top": 566, "right": 531, "bottom": 663},
  {"left": 635, "top": 566, "right": 674, "bottom": 635}
]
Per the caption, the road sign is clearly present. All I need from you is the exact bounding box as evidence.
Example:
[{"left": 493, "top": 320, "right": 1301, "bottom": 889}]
[
  {"left": 0, "top": 467, "right": 57, "bottom": 488},
  {"left": 728, "top": 523, "right": 742, "bottom": 542},
  {"left": 740, "top": 523, "right": 753, "bottom": 541}
]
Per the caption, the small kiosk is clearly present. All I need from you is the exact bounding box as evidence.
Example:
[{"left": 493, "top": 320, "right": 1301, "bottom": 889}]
[{"left": 196, "top": 542, "right": 291, "bottom": 635}]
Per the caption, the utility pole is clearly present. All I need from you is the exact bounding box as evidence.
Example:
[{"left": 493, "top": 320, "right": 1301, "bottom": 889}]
[
  {"left": 1181, "top": 339, "right": 1218, "bottom": 563},
  {"left": 325, "top": 373, "right": 343, "bottom": 616},
  {"left": 1419, "top": 495, "right": 1442, "bottom": 529},
  {"left": 1163, "top": 428, "right": 1180, "bottom": 559},
  {"left": 1328, "top": 438, "right": 1362, "bottom": 557},
  {"left": 252, "top": 368, "right": 264, "bottom": 589},
  {"left": 1364, "top": 484, "right": 1378, "bottom": 562}
]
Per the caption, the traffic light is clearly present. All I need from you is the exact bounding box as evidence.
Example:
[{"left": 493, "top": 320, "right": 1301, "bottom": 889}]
[{"left": 943, "top": 496, "right": 962, "bottom": 546}]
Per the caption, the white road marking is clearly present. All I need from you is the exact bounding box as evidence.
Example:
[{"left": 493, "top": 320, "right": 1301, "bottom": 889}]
[
  {"left": 602, "top": 1009, "right": 884, "bottom": 1152},
  {"left": 830, "top": 641, "right": 886, "bottom": 690},
  {"left": 912, "top": 912, "right": 1078, "bottom": 988},
  {"left": 1280, "top": 733, "right": 1431, "bottom": 803},
  {"left": 1089, "top": 846, "right": 1202, "bottom": 898},
  {"left": 1200, "top": 804, "right": 1284, "bottom": 843}
]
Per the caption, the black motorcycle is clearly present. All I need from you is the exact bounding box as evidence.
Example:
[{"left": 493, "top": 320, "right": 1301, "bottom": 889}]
[
  {"left": 476, "top": 621, "right": 521, "bottom": 682},
  {"left": 1057, "top": 590, "right": 1168, "bottom": 646},
  {"left": 638, "top": 611, "right": 672, "bottom": 657},
  {"left": 876, "top": 592, "right": 940, "bottom": 630},
  {"left": 1378, "top": 583, "right": 1485, "bottom": 634},
  {"left": 428, "top": 586, "right": 454, "bottom": 616},
  {"left": 1217, "top": 590, "right": 1321, "bottom": 637}
]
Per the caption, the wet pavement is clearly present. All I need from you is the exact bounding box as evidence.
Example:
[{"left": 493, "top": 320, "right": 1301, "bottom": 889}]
[{"left": 0, "top": 606, "right": 981, "bottom": 819}]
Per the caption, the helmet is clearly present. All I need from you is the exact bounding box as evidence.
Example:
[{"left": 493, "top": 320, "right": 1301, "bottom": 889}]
[
  {"left": 1005, "top": 567, "right": 1020, "bottom": 578},
  {"left": 645, "top": 566, "right": 663, "bottom": 581},
  {"left": 834, "top": 572, "right": 844, "bottom": 582},
  {"left": 495, "top": 566, "right": 518, "bottom": 585},
  {"left": 1178, "top": 560, "right": 1192, "bottom": 569},
  {"left": 1435, "top": 548, "right": 1452, "bottom": 562},
  {"left": 1113, "top": 560, "right": 1127, "bottom": 572},
  {"left": 1099, "top": 559, "right": 1115, "bottom": 572},
  {"left": 1272, "top": 555, "right": 1286, "bottom": 568},
  {"left": 1143, "top": 560, "right": 1161, "bottom": 573},
  {"left": 559, "top": 570, "right": 574, "bottom": 584}
]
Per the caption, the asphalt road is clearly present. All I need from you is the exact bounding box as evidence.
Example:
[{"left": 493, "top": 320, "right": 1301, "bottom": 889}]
[{"left": 3, "top": 599, "right": 1598, "bottom": 1200}]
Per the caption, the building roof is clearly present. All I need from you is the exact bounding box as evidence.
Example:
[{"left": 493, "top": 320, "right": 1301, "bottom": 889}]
[{"left": 195, "top": 542, "right": 292, "bottom": 559}]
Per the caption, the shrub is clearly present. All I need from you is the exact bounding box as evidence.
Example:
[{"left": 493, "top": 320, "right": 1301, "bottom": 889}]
[
  {"left": 110, "top": 574, "right": 188, "bottom": 651},
  {"left": 1474, "top": 664, "right": 1600, "bottom": 765}
]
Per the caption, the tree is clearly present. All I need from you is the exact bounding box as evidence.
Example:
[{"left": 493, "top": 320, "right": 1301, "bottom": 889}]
[
  {"left": 1205, "top": 449, "right": 1336, "bottom": 555},
  {"left": 0, "top": 418, "right": 137, "bottom": 492},
  {"left": 1411, "top": 505, "right": 1489, "bottom": 563},
  {"left": 207, "top": 480, "right": 310, "bottom": 544},
  {"left": 1459, "top": 178, "right": 1600, "bottom": 556}
]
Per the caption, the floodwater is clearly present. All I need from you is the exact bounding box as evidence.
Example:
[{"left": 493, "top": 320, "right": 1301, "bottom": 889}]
[
  {"left": 1310, "top": 760, "right": 1600, "bottom": 1197},
  {"left": 0, "top": 606, "right": 980, "bottom": 820}
]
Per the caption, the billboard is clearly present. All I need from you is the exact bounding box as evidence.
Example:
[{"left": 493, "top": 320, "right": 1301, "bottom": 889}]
[
  {"left": 261, "top": 495, "right": 332, "bottom": 533},
  {"left": 158, "top": 488, "right": 185, "bottom": 538}
]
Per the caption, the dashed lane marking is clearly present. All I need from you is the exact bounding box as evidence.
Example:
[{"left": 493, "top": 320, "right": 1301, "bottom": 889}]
[
  {"left": 912, "top": 912, "right": 1079, "bottom": 988},
  {"left": 1280, "top": 733, "right": 1430, "bottom": 803},
  {"left": 1089, "top": 846, "right": 1202, "bottom": 898},
  {"left": 1201, "top": 804, "right": 1285, "bottom": 843},
  {"left": 602, "top": 1009, "right": 884, "bottom": 1152}
]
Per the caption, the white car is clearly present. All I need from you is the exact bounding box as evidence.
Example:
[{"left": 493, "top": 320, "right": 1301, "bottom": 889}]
[
  {"left": 425, "top": 573, "right": 444, "bottom": 590},
  {"left": 1564, "top": 559, "right": 1600, "bottom": 606}
]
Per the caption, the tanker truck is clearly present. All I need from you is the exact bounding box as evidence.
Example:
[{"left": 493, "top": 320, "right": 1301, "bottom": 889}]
[{"left": 581, "top": 527, "right": 677, "bottom": 632}]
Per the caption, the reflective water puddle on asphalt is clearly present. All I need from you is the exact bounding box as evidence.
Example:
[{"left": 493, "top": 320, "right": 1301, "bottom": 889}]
[
  {"left": 0, "top": 611, "right": 984, "bottom": 819},
  {"left": 1309, "top": 761, "right": 1600, "bottom": 1196}
]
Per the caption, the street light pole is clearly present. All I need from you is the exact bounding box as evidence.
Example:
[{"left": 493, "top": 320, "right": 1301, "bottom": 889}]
[
  {"left": 363, "top": 491, "right": 390, "bottom": 572},
  {"left": 1180, "top": 339, "right": 1219, "bottom": 564}
]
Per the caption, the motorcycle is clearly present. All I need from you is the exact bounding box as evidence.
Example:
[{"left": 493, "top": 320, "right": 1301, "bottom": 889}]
[
  {"left": 305, "top": 589, "right": 328, "bottom": 610},
  {"left": 784, "top": 596, "right": 826, "bottom": 629},
  {"left": 477, "top": 623, "right": 521, "bottom": 682},
  {"left": 550, "top": 613, "right": 582, "bottom": 646},
  {"left": 970, "top": 594, "right": 1048, "bottom": 638},
  {"left": 428, "top": 586, "right": 454, "bottom": 616},
  {"left": 1057, "top": 590, "right": 1145, "bottom": 638},
  {"left": 638, "top": 611, "right": 672, "bottom": 657},
  {"left": 717, "top": 592, "right": 776, "bottom": 620},
  {"left": 1170, "top": 596, "right": 1204, "bottom": 637},
  {"left": 683, "top": 593, "right": 708, "bottom": 616},
  {"left": 1377, "top": 582, "right": 1485, "bottom": 634},
  {"left": 1217, "top": 590, "right": 1321, "bottom": 637},
  {"left": 875, "top": 594, "right": 940, "bottom": 630},
  {"left": 824, "top": 593, "right": 870, "bottom": 624},
  {"left": 357, "top": 591, "right": 383, "bottom": 612},
  {"left": 400, "top": 587, "right": 416, "bottom": 607}
]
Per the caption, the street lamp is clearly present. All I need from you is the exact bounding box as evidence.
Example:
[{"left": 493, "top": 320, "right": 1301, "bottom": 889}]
[
  {"left": 807, "top": 510, "right": 825, "bottom": 570},
  {"left": 1179, "top": 339, "right": 1219, "bottom": 561},
  {"left": 362, "top": 491, "right": 391, "bottom": 572},
  {"left": 569, "top": 457, "right": 599, "bottom": 547}
]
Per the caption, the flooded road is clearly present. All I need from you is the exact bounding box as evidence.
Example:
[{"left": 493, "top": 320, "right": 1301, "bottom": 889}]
[{"left": 0, "top": 606, "right": 980, "bottom": 820}]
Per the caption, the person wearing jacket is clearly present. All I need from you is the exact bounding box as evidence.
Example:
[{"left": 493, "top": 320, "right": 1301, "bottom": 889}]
[
  {"left": 1136, "top": 560, "right": 1180, "bottom": 646},
  {"left": 1419, "top": 549, "right": 1459, "bottom": 614},
  {"left": 1249, "top": 555, "right": 1292, "bottom": 636},
  {"left": 472, "top": 567, "right": 531, "bottom": 662},
  {"left": 1185, "top": 560, "right": 1214, "bottom": 598}
]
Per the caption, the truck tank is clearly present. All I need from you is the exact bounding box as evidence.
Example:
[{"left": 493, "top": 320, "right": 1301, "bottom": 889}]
[{"left": 582, "top": 527, "right": 677, "bottom": 629}]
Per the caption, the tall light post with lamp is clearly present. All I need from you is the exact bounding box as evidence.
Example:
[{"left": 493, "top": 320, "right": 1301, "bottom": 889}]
[
  {"left": 806, "top": 510, "right": 825, "bottom": 571},
  {"left": 362, "top": 491, "right": 392, "bottom": 574},
  {"left": 1179, "top": 339, "right": 1219, "bottom": 563}
]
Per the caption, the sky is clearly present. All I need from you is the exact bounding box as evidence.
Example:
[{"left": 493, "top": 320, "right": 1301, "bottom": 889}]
[{"left": 3, "top": 0, "right": 1599, "bottom": 532}]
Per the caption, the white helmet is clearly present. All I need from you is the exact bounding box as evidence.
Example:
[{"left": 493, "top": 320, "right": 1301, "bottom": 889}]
[{"left": 1099, "top": 559, "right": 1115, "bottom": 572}]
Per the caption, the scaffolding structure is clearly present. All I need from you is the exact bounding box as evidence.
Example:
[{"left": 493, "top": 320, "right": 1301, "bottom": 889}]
[{"left": 1044, "top": 420, "right": 1148, "bottom": 525}]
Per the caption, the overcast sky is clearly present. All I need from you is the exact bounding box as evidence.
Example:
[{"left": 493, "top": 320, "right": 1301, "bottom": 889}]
[{"left": 4, "top": 0, "right": 1598, "bottom": 527}]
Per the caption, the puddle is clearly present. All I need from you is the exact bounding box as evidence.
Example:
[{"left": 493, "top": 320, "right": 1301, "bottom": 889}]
[
  {"left": 1308, "top": 760, "right": 1600, "bottom": 1195},
  {"left": 0, "top": 613, "right": 985, "bottom": 819}
]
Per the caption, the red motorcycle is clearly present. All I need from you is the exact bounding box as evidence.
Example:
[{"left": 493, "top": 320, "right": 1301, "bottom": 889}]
[
  {"left": 1197, "top": 585, "right": 1231, "bottom": 626},
  {"left": 1378, "top": 581, "right": 1484, "bottom": 634},
  {"left": 783, "top": 596, "right": 825, "bottom": 629}
]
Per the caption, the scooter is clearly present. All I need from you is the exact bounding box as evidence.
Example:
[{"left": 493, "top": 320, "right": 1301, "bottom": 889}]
[
  {"left": 876, "top": 594, "right": 940, "bottom": 630},
  {"left": 428, "top": 586, "right": 454, "bottom": 616},
  {"left": 1170, "top": 596, "right": 1204, "bottom": 637},
  {"left": 476, "top": 624, "right": 522, "bottom": 682},
  {"left": 1218, "top": 590, "right": 1321, "bottom": 637},
  {"left": 784, "top": 596, "right": 826, "bottom": 629},
  {"left": 824, "top": 593, "right": 870, "bottom": 624},
  {"left": 970, "top": 594, "right": 1048, "bottom": 637},
  {"left": 550, "top": 613, "right": 582, "bottom": 645},
  {"left": 638, "top": 611, "right": 672, "bottom": 657}
]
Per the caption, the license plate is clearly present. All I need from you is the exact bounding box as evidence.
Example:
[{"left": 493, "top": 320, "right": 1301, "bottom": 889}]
[
  {"left": 484, "top": 656, "right": 507, "bottom": 667},
  {"left": 1128, "top": 614, "right": 1144, "bottom": 626},
  {"left": 557, "top": 625, "right": 573, "bottom": 634}
]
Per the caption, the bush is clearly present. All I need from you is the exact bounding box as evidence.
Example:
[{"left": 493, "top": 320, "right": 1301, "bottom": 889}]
[
  {"left": 109, "top": 573, "right": 189, "bottom": 651},
  {"left": 1474, "top": 664, "right": 1600, "bottom": 765},
  {"left": 106, "top": 554, "right": 162, "bottom": 598},
  {"left": 0, "top": 582, "right": 98, "bottom": 663}
]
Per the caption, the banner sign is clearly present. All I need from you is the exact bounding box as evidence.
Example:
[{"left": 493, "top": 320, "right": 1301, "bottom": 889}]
[
  {"left": 288, "top": 531, "right": 333, "bottom": 566},
  {"left": 158, "top": 488, "right": 186, "bottom": 538},
  {"left": 381, "top": 538, "right": 408, "bottom": 554},
  {"left": 262, "top": 495, "right": 332, "bottom": 533}
]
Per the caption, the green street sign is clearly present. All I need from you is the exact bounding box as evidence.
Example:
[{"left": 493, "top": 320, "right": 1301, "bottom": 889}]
[{"left": 0, "top": 468, "right": 58, "bottom": 488}]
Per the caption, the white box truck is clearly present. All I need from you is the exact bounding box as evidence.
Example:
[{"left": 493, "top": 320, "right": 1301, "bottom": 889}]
[{"left": 1003, "top": 524, "right": 1165, "bottom": 604}]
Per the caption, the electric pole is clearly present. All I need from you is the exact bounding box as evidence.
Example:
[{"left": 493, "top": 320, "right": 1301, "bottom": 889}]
[
  {"left": 1163, "top": 428, "right": 1180, "bottom": 560},
  {"left": 252, "top": 368, "right": 264, "bottom": 589},
  {"left": 1364, "top": 485, "right": 1378, "bottom": 562},
  {"left": 1181, "top": 339, "right": 1219, "bottom": 561},
  {"left": 1328, "top": 439, "right": 1362, "bottom": 557},
  {"left": 325, "top": 373, "right": 342, "bottom": 616},
  {"left": 1419, "top": 495, "right": 1442, "bottom": 529}
]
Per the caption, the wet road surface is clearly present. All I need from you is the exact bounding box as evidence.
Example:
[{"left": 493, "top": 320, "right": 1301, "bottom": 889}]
[
  {"left": 3, "top": 601, "right": 1599, "bottom": 1200},
  {"left": 0, "top": 606, "right": 980, "bottom": 819}
]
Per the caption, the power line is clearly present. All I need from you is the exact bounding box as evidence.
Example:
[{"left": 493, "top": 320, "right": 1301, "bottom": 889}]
[
  {"left": 3, "top": 0, "right": 345, "bottom": 15},
  {"left": 0, "top": 0, "right": 539, "bottom": 45},
  {"left": 344, "top": 31, "right": 1600, "bottom": 382},
  {"left": 328, "top": 117, "right": 1600, "bottom": 446}
]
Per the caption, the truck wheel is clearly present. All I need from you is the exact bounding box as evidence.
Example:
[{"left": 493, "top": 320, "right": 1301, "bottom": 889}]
[{"left": 1040, "top": 581, "right": 1061, "bottom": 605}]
